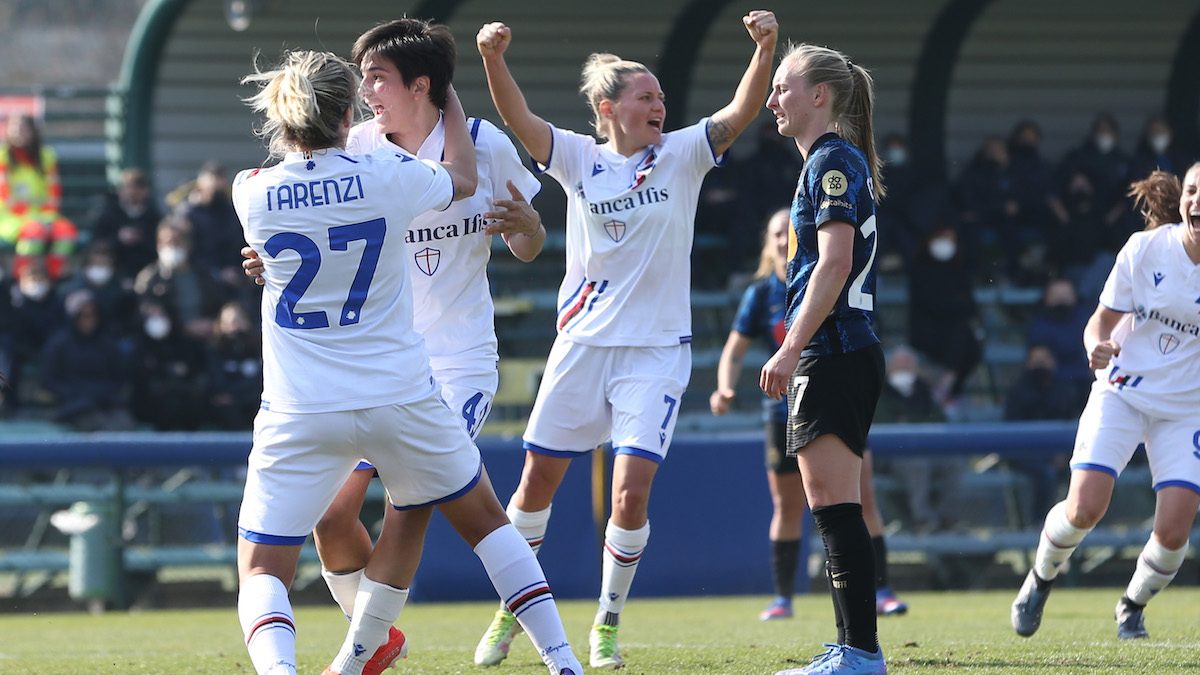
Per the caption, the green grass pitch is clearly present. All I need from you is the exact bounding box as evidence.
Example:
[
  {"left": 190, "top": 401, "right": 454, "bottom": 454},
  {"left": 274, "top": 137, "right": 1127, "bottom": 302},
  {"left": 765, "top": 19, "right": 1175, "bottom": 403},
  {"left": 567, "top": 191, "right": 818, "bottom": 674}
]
[{"left": 1, "top": 589, "right": 1198, "bottom": 673}]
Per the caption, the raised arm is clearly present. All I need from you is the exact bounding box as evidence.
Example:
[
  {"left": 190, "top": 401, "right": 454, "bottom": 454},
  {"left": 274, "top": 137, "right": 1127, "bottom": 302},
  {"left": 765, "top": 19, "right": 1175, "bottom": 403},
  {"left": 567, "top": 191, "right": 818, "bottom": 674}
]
[
  {"left": 708, "top": 10, "right": 778, "bottom": 157},
  {"left": 440, "top": 85, "right": 478, "bottom": 201},
  {"left": 477, "top": 22, "right": 553, "bottom": 165}
]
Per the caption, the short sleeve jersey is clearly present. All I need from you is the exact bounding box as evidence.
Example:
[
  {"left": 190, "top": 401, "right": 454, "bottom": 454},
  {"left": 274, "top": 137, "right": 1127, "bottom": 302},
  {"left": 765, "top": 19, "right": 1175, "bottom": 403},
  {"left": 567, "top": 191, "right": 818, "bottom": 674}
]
[
  {"left": 785, "top": 132, "right": 880, "bottom": 356},
  {"left": 1097, "top": 223, "right": 1200, "bottom": 420},
  {"left": 732, "top": 274, "right": 788, "bottom": 422},
  {"left": 539, "top": 119, "right": 723, "bottom": 346},
  {"left": 348, "top": 116, "right": 541, "bottom": 371},
  {"left": 232, "top": 148, "right": 453, "bottom": 413}
]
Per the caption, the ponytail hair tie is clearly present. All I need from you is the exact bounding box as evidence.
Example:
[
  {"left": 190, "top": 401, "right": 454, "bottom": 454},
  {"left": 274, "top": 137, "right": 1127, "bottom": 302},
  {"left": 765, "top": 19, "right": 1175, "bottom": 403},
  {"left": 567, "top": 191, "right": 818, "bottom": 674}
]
[{"left": 846, "top": 59, "right": 854, "bottom": 72}]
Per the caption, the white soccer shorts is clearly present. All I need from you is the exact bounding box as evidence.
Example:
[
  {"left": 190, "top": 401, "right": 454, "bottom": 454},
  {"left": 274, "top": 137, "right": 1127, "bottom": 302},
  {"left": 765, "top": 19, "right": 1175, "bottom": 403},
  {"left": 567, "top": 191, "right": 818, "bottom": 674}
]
[
  {"left": 238, "top": 392, "right": 482, "bottom": 543},
  {"left": 523, "top": 337, "right": 690, "bottom": 463},
  {"left": 1070, "top": 382, "right": 1200, "bottom": 493}
]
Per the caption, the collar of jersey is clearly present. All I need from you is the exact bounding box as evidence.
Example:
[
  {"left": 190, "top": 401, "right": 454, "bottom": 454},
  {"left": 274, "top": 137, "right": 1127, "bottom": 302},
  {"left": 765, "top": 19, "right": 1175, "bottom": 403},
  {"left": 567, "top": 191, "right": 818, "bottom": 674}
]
[{"left": 807, "top": 132, "right": 842, "bottom": 157}]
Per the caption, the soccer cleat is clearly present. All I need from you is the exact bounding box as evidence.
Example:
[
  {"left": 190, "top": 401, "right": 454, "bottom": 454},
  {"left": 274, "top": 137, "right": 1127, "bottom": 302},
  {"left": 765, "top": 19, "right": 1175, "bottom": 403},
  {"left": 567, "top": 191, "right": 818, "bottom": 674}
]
[
  {"left": 1115, "top": 597, "right": 1149, "bottom": 640},
  {"left": 321, "top": 627, "right": 409, "bottom": 675},
  {"left": 589, "top": 623, "right": 624, "bottom": 669},
  {"left": 773, "top": 643, "right": 887, "bottom": 674},
  {"left": 874, "top": 587, "right": 908, "bottom": 616},
  {"left": 474, "top": 607, "right": 524, "bottom": 666},
  {"left": 1011, "top": 570, "right": 1053, "bottom": 637},
  {"left": 760, "top": 596, "right": 795, "bottom": 621}
]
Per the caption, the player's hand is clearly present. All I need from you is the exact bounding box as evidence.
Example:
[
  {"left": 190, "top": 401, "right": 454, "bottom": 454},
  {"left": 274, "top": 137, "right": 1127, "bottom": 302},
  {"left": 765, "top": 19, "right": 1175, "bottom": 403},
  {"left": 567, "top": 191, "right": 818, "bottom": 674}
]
[
  {"left": 241, "top": 246, "right": 265, "bottom": 286},
  {"left": 1088, "top": 339, "right": 1120, "bottom": 370},
  {"left": 709, "top": 388, "right": 735, "bottom": 416},
  {"left": 484, "top": 180, "right": 541, "bottom": 237},
  {"left": 743, "top": 10, "right": 778, "bottom": 47},
  {"left": 760, "top": 346, "right": 800, "bottom": 401},
  {"left": 477, "top": 22, "right": 512, "bottom": 59}
]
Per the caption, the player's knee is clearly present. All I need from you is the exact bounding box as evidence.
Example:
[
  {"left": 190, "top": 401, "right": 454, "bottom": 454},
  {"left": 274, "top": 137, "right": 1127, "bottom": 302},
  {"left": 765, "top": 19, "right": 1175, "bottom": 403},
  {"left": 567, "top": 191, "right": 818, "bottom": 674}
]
[
  {"left": 315, "top": 501, "right": 358, "bottom": 536},
  {"left": 612, "top": 485, "right": 650, "bottom": 520},
  {"left": 1153, "top": 529, "right": 1189, "bottom": 551},
  {"left": 1066, "top": 499, "right": 1106, "bottom": 529}
]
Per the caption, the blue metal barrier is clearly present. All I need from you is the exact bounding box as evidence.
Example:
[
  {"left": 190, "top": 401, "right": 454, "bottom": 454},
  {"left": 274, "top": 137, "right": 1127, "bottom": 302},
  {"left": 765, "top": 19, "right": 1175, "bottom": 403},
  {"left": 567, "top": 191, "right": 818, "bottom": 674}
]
[{"left": 0, "top": 422, "right": 1090, "bottom": 603}]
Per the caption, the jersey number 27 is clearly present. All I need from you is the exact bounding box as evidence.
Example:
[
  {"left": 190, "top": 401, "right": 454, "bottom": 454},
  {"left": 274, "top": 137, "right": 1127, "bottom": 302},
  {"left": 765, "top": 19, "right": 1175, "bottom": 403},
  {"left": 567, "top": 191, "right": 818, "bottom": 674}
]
[{"left": 266, "top": 218, "right": 386, "bottom": 329}]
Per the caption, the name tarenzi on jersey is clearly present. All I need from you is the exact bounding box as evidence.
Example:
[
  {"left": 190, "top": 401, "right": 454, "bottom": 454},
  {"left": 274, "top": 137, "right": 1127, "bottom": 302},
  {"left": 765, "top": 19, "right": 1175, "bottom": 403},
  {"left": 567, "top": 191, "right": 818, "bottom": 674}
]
[{"left": 265, "top": 175, "right": 366, "bottom": 211}]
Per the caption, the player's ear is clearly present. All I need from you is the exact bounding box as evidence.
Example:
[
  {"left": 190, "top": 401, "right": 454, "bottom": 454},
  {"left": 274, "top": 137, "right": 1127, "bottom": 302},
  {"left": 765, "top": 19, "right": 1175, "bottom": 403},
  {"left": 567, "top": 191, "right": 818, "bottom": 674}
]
[{"left": 410, "top": 75, "right": 431, "bottom": 99}]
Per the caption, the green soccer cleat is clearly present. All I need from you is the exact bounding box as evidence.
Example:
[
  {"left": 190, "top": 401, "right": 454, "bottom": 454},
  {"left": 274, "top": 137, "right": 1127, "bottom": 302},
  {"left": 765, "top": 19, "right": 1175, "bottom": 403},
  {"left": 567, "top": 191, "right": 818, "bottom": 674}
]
[
  {"left": 474, "top": 607, "right": 524, "bottom": 666},
  {"left": 589, "top": 623, "right": 624, "bottom": 669}
]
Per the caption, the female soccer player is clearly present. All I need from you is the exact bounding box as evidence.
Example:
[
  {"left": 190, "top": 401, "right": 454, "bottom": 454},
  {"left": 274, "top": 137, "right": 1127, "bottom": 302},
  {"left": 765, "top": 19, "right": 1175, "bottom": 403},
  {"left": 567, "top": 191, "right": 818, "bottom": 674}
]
[
  {"left": 758, "top": 44, "right": 888, "bottom": 674},
  {"left": 472, "top": 10, "right": 777, "bottom": 669},
  {"left": 710, "top": 209, "right": 907, "bottom": 624},
  {"left": 232, "top": 49, "right": 581, "bottom": 675},
  {"left": 1011, "top": 166, "right": 1200, "bottom": 641}
]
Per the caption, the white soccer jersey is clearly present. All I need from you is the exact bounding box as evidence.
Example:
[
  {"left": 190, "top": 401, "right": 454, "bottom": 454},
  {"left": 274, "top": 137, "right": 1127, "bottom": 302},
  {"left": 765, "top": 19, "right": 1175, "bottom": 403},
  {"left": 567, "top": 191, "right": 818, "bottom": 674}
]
[
  {"left": 232, "top": 148, "right": 453, "bottom": 414},
  {"left": 1097, "top": 223, "right": 1200, "bottom": 420},
  {"left": 348, "top": 116, "right": 540, "bottom": 371},
  {"left": 540, "top": 119, "right": 723, "bottom": 347}
]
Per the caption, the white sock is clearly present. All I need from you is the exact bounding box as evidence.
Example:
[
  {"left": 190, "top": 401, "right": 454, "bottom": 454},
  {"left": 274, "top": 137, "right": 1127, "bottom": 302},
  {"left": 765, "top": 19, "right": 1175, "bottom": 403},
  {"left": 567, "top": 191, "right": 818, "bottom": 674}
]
[
  {"left": 238, "top": 574, "right": 298, "bottom": 675},
  {"left": 330, "top": 576, "right": 408, "bottom": 675},
  {"left": 1034, "top": 501, "right": 1090, "bottom": 581},
  {"left": 475, "top": 524, "right": 582, "bottom": 673},
  {"left": 322, "top": 568, "right": 364, "bottom": 619},
  {"left": 597, "top": 519, "right": 650, "bottom": 619},
  {"left": 1125, "top": 535, "right": 1188, "bottom": 605},
  {"left": 507, "top": 502, "right": 552, "bottom": 554}
]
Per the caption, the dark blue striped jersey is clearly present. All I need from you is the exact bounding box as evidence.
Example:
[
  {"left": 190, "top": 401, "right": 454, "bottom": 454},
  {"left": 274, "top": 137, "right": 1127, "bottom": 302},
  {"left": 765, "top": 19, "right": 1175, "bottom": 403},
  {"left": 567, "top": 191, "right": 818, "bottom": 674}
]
[
  {"left": 732, "top": 274, "right": 788, "bottom": 422},
  {"left": 785, "top": 132, "right": 880, "bottom": 356}
]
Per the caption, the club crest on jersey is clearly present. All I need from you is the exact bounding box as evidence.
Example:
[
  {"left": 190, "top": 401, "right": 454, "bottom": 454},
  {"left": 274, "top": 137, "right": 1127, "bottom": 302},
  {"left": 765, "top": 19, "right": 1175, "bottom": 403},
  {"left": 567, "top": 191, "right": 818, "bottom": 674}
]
[
  {"left": 1159, "top": 332, "right": 1181, "bottom": 354},
  {"left": 603, "top": 219, "right": 626, "bottom": 242},
  {"left": 414, "top": 247, "right": 441, "bottom": 276},
  {"left": 821, "top": 169, "right": 848, "bottom": 197}
]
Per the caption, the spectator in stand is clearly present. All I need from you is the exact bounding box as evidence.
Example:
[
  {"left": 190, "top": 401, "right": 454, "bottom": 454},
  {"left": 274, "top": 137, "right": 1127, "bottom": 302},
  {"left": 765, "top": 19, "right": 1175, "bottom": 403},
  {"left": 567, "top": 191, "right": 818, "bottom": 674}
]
[
  {"left": 1057, "top": 113, "right": 1131, "bottom": 223},
  {"left": 7, "top": 258, "right": 65, "bottom": 409},
  {"left": 130, "top": 298, "right": 207, "bottom": 430},
  {"left": 876, "top": 132, "right": 921, "bottom": 272},
  {"left": 0, "top": 253, "right": 15, "bottom": 412},
  {"left": 907, "top": 222, "right": 983, "bottom": 410},
  {"left": 1130, "top": 114, "right": 1191, "bottom": 181},
  {"left": 0, "top": 115, "right": 78, "bottom": 280},
  {"left": 1026, "top": 278, "right": 1093, "bottom": 404},
  {"left": 1045, "top": 169, "right": 1107, "bottom": 288},
  {"left": 87, "top": 168, "right": 162, "bottom": 284},
  {"left": 176, "top": 161, "right": 246, "bottom": 304},
  {"left": 875, "top": 345, "right": 961, "bottom": 534},
  {"left": 955, "top": 135, "right": 1018, "bottom": 281},
  {"left": 205, "top": 301, "right": 261, "bottom": 430},
  {"left": 133, "top": 218, "right": 212, "bottom": 339},
  {"left": 39, "top": 289, "right": 135, "bottom": 431},
  {"left": 1003, "top": 344, "right": 1078, "bottom": 520},
  {"left": 1005, "top": 119, "right": 1058, "bottom": 283},
  {"left": 57, "top": 240, "right": 138, "bottom": 338}
]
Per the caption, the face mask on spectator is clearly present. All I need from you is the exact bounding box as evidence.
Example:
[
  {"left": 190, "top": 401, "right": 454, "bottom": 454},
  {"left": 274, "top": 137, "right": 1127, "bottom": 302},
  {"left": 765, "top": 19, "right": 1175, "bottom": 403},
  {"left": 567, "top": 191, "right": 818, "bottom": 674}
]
[
  {"left": 1094, "top": 133, "right": 1116, "bottom": 154},
  {"left": 21, "top": 280, "right": 50, "bottom": 300},
  {"left": 85, "top": 265, "right": 113, "bottom": 286},
  {"left": 1150, "top": 133, "right": 1171, "bottom": 154},
  {"left": 159, "top": 246, "right": 186, "bottom": 269},
  {"left": 887, "top": 370, "right": 916, "bottom": 396},
  {"left": 929, "top": 237, "right": 956, "bottom": 262},
  {"left": 145, "top": 315, "right": 171, "bottom": 340},
  {"left": 886, "top": 147, "right": 908, "bottom": 166}
]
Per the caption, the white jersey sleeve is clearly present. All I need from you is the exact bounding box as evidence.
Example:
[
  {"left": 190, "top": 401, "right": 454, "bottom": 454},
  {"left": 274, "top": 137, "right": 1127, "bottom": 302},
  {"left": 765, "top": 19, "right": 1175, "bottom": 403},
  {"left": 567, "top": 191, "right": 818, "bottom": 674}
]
[
  {"left": 1095, "top": 224, "right": 1200, "bottom": 421},
  {"left": 478, "top": 118, "right": 541, "bottom": 203}
]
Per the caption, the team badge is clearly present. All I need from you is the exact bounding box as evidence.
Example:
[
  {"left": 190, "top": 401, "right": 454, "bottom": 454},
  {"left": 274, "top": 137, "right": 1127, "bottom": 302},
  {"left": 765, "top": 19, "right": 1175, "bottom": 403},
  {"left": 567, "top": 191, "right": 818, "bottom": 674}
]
[
  {"left": 1159, "top": 333, "right": 1180, "bottom": 355},
  {"left": 821, "top": 170, "right": 848, "bottom": 197},
  {"left": 414, "top": 247, "right": 441, "bottom": 276},
  {"left": 603, "top": 219, "right": 627, "bottom": 242}
]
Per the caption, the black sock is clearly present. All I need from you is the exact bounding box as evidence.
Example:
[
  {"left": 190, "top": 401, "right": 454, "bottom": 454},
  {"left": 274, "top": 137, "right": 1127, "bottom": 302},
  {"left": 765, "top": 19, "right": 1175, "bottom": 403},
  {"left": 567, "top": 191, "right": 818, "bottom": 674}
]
[
  {"left": 871, "top": 535, "right": 888, "bottom": 589},
  {"left": 824, "top": 557, "right": 845, "bottom": 644},
  {"left": 813, "top": 503, "right": 879, "bottom": 654},
  {"left": 1034, "top": 571, "right": 1054, "bottom": 591},
  {"left": 771, "top": 539, "right": 801, "bottom": 599}
]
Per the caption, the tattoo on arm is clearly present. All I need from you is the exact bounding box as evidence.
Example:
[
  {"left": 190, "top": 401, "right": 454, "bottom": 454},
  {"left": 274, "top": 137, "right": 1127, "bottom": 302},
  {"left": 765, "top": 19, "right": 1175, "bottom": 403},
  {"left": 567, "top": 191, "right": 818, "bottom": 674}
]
[{"left": 708, "top": 118, "right": 736, "bottom": 150}]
